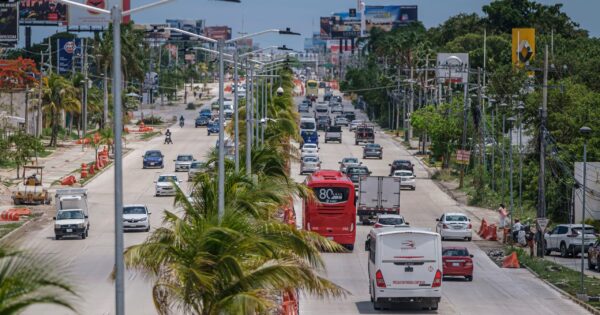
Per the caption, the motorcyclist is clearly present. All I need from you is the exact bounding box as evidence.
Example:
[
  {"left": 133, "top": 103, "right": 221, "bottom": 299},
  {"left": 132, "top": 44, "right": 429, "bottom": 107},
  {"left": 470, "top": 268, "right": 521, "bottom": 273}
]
[
  {"left": 179, "top": 115, "right": 185, "bottom": 127},
  {"left": 164, "top": 129, "right": 172, "bottom": 144}
]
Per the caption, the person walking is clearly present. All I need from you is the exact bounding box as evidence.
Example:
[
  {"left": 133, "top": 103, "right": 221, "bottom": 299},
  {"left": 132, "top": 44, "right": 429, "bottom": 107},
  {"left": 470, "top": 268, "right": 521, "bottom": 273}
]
[{"left": 498, "top": 204, "right": 508, "bottom": 228}]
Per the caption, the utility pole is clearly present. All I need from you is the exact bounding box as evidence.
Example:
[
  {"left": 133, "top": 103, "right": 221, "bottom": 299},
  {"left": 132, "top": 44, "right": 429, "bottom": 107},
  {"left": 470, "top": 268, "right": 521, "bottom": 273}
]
[
  {"left": 408, "top": 67, "right": 414, "bottom": 140},
  {"left": 233, "top": 48, "right": 239, "bottom": 172},
  {"left": 83, "top": 38, "right": 88, "bottom": 141},
  {"left": 37, "top": 49, "right": 45, "bottom": 138},
  {"left": 245, "top": 61, "right": 252, "bottom": 176},
  {"left": 478, "top": 68, "right": 485, "bottom": 172},
  {"left": 537, "top": 45, "right": 549, "bottom": 257},
  {"left": 459, "top": 67, "right": 469, "bottom": 189}
]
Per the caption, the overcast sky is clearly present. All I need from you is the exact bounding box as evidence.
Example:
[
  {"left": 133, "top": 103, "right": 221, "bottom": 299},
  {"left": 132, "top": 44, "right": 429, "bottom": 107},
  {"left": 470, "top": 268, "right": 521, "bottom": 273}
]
[{"left": 27, "top": 0, "right": 600, "bottom": 50}]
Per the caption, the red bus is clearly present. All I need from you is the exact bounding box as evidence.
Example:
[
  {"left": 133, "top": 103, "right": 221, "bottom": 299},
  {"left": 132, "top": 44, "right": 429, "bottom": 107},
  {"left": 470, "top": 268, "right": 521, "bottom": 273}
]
[{"left": 303, "top": 170, "right": 357, "bottom": 250}]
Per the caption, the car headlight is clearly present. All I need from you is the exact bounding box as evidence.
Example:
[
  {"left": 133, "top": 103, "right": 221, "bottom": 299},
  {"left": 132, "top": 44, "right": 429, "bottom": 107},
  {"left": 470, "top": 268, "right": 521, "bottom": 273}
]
[
  {"left": 54, "top": 224, "right": 61, "bottom": 229},
  {"left": 77, "top": 223, "right": 85, "bottom": 228},
  {"left": 140, "top": 217, "right": 148, "bottom": 221}
]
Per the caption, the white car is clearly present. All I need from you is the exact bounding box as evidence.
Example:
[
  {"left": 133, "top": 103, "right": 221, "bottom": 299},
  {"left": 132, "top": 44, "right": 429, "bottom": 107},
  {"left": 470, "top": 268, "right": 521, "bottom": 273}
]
[
  {"left": 373, "top": 214, "right": 408, "bottom": 228},
  {"left": 174, "top": 154, "right": 194, "bottom": 172},
  {"left": 349, "top": 119, "right": 365, "bottom": 131},
  {"left": 436, "top": 213, "right": 472, "bottom": 241},
  {"left": 154, "top": 174, "right": 182, "bottom": 196},
  {"left": 338, "top": 157, "right": 360, "bottom": 173},
  {"left": 188, "top": 161, "right": 204, "bottom": 181},
  {"left": 301, "top": 143, "right": 319, "bottom": 158},
  {"left": 123, "top": 204, "right": 151, "bottom": 232},
  {"left": 300, "top": 155, "right": 321, "bottom": 174},
  {"left": 544, "top": 224, "right": 597, "bottom": 257},
  {"left": 223, "top": 103, "right": 234, "bottom": 119},
  {"left": 392, "top": 170, "right": 416, "bottom": 190}
]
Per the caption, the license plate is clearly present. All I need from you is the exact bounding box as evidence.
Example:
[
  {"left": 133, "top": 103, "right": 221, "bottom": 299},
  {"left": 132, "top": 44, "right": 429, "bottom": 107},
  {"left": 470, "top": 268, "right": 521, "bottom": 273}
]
[
  {"left": 452, "top": 263, "right": 460, "bottom": 267},
  {"left": 150, "top": 162, "right": 155, "bottom": 166},
  {"left": 66, "top": 229, "right": 73, "bottom": 232}
]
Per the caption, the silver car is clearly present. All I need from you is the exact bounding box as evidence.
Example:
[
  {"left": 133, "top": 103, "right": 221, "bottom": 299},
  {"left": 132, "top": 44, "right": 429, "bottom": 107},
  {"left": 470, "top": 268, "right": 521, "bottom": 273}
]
[
  {"left": 154, "top": 174, "right": 182, "bottom": 196},
  {"left": 300, "top": 156, "right": 321, "bottom": 174},
  {"left": 349, "top": 120, "right": 364, "bottom": 131},
  {"left": 188, "top": 161, "right": 205, "bottom": 181},
  {"left": 436, "top": 213, "right": 472, "bottom": 241},
  {"left": 338, "top": 157, "right": 361, "bottom": 173},
  {"left": 174, "top": 154, "right": 195, "bottom": 172},
  {"left": 392, "top": 170, "right": 416, "bottom": 190}
]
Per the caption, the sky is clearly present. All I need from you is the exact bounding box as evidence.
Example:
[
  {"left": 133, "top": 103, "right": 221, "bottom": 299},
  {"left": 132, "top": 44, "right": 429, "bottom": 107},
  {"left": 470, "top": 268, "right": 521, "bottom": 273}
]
[{"left": 25, "top": 0, "right": 600, "bottom": 51}]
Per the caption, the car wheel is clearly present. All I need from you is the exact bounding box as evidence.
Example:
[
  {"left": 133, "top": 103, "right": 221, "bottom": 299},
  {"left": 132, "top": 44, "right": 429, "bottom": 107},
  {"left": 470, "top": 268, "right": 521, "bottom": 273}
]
[
  {"left": 429, "top": 302, "right": 439, "bottom": 311},
  {"left": 142, "top": 165, "right": 146, "bottom": 169},
  {"left": 412, "top": 187, "right": 416, "bottom": 191},
  {"left": 355, "top": 141, "right": 358, "bottom": 145},
  {"left": 345, "top": 244, "right": 354, "bottom": 251},
  {"left": 560, "top": 243, "right": 568, "bottom": 258},
  {"left": 145, "top": 226, "right": 150, "bottom": 232},
  {"left": 81, "top": 232, "right": 86, "bottom": 240},
  {"left": 85, "top": 229, "right": 89, "bottom": 237},
  {"left": 55, "top": 235, "right": 61, "bottom": 240},
  {"left": 588, "top": 256, "right": 596, "bottom": 270},
  {"left": 373, "top": 301, "right": 382, "bottom": 311},
  {"left": 465, "top": 275, "right": 473, "bottom": 281},
  {"left": 466, "top": 237, "right": 472, "bottom": 241}
]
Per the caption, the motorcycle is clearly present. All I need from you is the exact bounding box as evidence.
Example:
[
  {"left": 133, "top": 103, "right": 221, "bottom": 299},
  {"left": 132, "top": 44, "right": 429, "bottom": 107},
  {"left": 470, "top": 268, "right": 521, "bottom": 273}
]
[
  {"left": 164, "top": 134, "right": 173, "bottom": 144},
  {"left": 179, "top": 119, "right": 184, "bottom": 128}
]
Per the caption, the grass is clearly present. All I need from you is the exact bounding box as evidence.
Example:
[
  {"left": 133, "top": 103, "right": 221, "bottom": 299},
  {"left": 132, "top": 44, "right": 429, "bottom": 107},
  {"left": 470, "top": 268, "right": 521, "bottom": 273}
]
[
  {"left": 509, "top": 247, "right": 600, "bottom": 310},
  {"left": 0, "top": 222, "right": 24, "bottom": 239},
  {"left": 140, "top": 131, "right": 161, "bottom": 141},
  {"left": 78, "top": 160, "right": 113, "bottom": 186}
]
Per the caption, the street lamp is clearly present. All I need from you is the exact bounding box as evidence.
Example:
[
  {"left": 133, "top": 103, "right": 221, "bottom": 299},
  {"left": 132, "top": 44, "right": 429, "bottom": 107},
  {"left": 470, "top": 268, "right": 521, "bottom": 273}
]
[
  {"left": 499, "top": 101, "right": 508, "bottom": 201},
  {"left": 579, "top": 125, "right": 592, "bottom": 297},
  {"left": 516, "top": 102, "right": 525, "bottom": 216}
]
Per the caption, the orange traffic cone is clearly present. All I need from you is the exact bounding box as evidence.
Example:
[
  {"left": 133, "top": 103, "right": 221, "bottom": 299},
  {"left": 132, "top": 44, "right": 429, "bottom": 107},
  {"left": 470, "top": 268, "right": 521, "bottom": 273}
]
[
  {"left": 502, "top": 252, "right": 520, "bottom": 268},
  {"left": 81, "top": 163, "right": 88, "bottom": 178}
]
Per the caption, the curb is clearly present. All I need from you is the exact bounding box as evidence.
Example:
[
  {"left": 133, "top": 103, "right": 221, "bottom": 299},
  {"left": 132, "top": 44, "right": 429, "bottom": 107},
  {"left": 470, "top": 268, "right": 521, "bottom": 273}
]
[
  {"left": 522, "top": 264, "right": 600, "bottom": 315},
  {"left": 81, "top": 148, "right": 136, "bottom": 187},
  {"left": 1, "top": 217, "right": 35, "bottom": 241}
]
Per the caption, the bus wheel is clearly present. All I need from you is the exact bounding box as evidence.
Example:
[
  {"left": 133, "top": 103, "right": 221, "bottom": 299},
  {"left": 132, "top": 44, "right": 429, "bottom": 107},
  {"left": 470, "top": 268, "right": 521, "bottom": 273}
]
[{"left": 345, "top": 244, "right": 354, "bottom": 251}]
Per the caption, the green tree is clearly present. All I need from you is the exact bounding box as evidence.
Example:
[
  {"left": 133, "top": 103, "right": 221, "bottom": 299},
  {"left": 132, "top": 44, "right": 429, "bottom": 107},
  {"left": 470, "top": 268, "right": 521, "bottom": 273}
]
[
  {"left": 42, "top": 74, "right": 81, "bottom": 147},
  {"left": 8, "top": 132, "right": 44, "bottom": 178},
  {"left": 0, "top": 246, "right": 78, "bottom": 314}
]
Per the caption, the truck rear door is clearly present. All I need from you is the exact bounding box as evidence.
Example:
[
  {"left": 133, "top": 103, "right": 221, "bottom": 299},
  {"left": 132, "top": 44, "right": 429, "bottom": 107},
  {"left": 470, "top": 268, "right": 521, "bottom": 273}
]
[
  {"left": 379, "top": 177, "right": 401, "bottom": 214},
  {"left": 379, "top": 232, "right": 440, "bottom": 290},
  {"left": 358, "top": 177, "right": 380, "bottom": 213}
]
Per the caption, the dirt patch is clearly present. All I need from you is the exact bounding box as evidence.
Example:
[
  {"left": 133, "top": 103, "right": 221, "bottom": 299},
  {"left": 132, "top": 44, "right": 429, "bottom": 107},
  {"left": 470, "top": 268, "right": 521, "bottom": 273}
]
[{"left": 473, "top": 240, "right": 508, "bottom": 267}]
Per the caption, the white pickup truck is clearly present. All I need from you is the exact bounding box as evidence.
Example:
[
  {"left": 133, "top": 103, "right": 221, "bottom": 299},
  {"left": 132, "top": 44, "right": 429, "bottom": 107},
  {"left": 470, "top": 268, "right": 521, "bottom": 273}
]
[
  {"left": 54, "top": 188, "right": 90, "bottom": 240},
  {"left": 324, "top": 125, "right": 342, "bottom": 143}
]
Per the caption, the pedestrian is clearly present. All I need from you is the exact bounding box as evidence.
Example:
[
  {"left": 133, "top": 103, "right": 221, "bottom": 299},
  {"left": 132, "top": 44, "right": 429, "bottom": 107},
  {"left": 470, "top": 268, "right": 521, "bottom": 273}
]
[
  {"left": 512, "top": 219, "right": 523, "bottom": 243},
  {"left": 498, "top": 204, "right": 508, "bottom": 228}
]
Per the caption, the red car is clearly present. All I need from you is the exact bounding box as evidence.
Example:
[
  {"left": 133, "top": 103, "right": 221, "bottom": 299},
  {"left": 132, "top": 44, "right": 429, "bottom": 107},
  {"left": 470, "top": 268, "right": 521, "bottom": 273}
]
[{"left": 442, "top": 246, "right": 474, "bottom": 281}]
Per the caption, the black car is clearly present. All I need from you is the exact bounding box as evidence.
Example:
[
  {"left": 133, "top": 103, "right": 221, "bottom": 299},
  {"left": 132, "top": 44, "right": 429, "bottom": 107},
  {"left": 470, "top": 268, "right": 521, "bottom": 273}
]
[
  {"left": 389, "top": 159, "right": 414, "bottom": 175},
  {"left": 346, "top": 165, "right": 371, "bottom": 187},
  {"left": 316, "top": 115, "right": 330, "bottom": 131},
  {"left": 363, "top": 143, "right": 383, "bottom": 159},
  {"left": 319, "top": 81, "right": 326, "bottom": 88},
  {"left": 343, "top": 111, "right": 356, "bottom": 122},
  {"left": 195, "top": 116, "right": 210, "bottom": 127}
]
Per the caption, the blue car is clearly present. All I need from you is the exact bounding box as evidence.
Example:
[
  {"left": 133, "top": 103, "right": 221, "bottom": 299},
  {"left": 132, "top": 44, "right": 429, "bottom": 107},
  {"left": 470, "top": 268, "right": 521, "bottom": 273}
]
[
  {"left": 301, "top": 130, "right": 318, "bottom": 147},
  {"left": 143, "top": 150, "right": 164, "bottom": 169},
  {"left": 195, "top": 116, "right": 210, "bottom": 127},
  {"left": 207, "top": 122, "right": 220, "bottom": 135},
  {"left": 199, "top": 108, "right": 212, "bottom": 119}
]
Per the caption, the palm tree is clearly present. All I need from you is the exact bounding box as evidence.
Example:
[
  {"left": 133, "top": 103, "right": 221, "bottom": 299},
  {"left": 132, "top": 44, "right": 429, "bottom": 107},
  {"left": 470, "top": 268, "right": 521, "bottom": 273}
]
[
  {"left": 42, "top": 74, "right": 81, "bottom": 146},
  {"left": 124, "top": 180, "right": 346, "bottom": 315},
  {"left": 0, "top": 246, "right": 78, "bottom": 314}
]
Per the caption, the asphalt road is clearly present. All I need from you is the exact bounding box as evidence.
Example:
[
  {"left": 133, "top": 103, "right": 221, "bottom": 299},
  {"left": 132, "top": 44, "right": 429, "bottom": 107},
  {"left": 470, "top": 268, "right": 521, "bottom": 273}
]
[
  {"left": 17, "top": 92, "right": 590, "bottom": 315},
  {"left": 294, "top": 97, "right": 589, "bottom": 315}
]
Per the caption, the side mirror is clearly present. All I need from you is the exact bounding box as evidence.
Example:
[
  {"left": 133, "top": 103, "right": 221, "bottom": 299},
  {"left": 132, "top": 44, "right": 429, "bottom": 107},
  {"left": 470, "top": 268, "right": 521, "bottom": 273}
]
[
  {"left": 388, "top": 164, "right": 391, "bottom": 166},
  {"left": 53, "top": 216, "right": 56, "bottom": 220},
  {"left": 338, "top": 161, "right": 342, "bottom": 164},
  {"left": 365, "top": 239, "right": 370, "bottom": 251},
  {"left": 153, "top": 180, "right": 157, "bottom": 183},
  {"left": 84, "top": 215, "right": 89, "bottom": 219},
  {"left": 405, "top": 222, "right": 410, "bottom": 225},
  {"left": 436, "top": 218, "right": 440, "bottom": 221},
  {"left": 470, "top": 254, "right": 474, "bottom": 258},
  {"left": 173, "top": 159, "right": 176, "bottom": 161}
]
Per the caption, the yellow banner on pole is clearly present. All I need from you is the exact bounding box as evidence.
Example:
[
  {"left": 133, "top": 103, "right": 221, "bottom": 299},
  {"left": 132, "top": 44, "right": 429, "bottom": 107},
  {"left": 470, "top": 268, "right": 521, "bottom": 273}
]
[{"left": 512, "top": 28, "right": 535, "bottom": 68}]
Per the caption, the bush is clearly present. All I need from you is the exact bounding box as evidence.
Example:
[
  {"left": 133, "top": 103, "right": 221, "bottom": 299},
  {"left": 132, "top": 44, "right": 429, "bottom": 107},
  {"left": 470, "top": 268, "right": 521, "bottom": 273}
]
[
  {"left": 136, "top": 116, "right": 164, "bottom": 125},
  {"left": 186, "top": 102, "right": 196, "bottom": 110}
]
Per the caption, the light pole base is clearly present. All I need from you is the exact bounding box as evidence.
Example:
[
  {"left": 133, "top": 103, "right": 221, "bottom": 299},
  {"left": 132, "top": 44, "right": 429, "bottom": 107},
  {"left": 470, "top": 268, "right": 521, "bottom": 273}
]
[{"left": 576, "top": 293, "right": 588, "bottom": 302}]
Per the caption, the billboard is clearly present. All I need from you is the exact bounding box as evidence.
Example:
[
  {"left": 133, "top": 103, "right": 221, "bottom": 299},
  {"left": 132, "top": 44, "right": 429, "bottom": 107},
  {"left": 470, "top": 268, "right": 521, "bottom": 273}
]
[
  {"left": 57, "top": 38, "right": 83, "bottom": 74},
  {"left": 330, "top": 12, "right": 360, "bottom": 38},
  {"left": 436, "top": 53, "right": 469, "bottom": 83},
  {"left": 19, "top": 0, "right": 67, "bottom": 25},
  {"left": 365, "top": 5, "right": 418, "bottom": 32},
  {"left": 0, "top": 1, "right": 18, "bottom": 47},
  {"left": 319, "top": 17, "right": 331, "bottom": 40},
  {"left": 68, "top": 0, "right": 130, "bottom": 26},
  {"left": 512, "top": 28, "right": 535, "bottom": 68},
  {"left": 204, "top": 26, "right": 231, "bottom": 40}
]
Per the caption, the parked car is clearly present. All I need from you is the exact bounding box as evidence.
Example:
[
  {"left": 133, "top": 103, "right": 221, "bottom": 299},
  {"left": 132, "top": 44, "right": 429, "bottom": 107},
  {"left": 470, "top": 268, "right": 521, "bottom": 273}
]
[
  {"left": 338, "top": 157, "right": 361, "bottom": 173},
  {"left": 334, "top": 116, "right": 349, "bottom": 126},
  {"left": 588, "top": 240, "right": 600, "bottom": 271},
  {"left": 300, "top": 155, "right": 321, "bottom": 174},
  {"left": 301, "top": 143, "right": 319, "bottom": 158},
  {"left": 373, "top": 214, "right": 407, "bottom": 228},
  {"left": 544, "top": 224, "right": 597, "bottom": 257},
  {"left": 195, "top": 116, "right": 210, "bottom": 127},
  {"left": 436, "top": 213, "right": 472, "bottom": 241},
  {"left": 442, "top": 246, "right": 474, "bottom": 281},
  {"left": 123, "top": 204, "right": 151, "bottom": 232},
  {"left": 174, "top": 154, "right": 194, "bottom": 172},
  {"left": 142, "top": 150, "right": 164, "bottom": 169},
  {"left": 363, "top": 143, "right": 383, "bottom": 159},
  {"left": 389, "top": 159, "right": 414, "bottom": 175},
  {"left": 392, "top": 170, "right": 416, "bottom": 190},
  {"left": 207, "top": 121, "right": 220, "bottom": 135},
  {"left": 154, "top": 174, "right": 182, "bottom": 196},
  {"left": 188, "top": 161, "right": 205, "bottom": 181}
]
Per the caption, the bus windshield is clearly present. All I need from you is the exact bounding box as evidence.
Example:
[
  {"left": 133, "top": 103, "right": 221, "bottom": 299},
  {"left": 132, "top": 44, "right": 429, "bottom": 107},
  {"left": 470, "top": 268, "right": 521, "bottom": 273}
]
[{"left": 300, "top": 121, "right": 315, "bottom": 130}]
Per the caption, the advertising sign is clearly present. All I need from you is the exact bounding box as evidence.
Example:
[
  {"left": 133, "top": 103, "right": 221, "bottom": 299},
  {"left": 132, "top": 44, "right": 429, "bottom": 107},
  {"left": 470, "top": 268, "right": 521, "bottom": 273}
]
[
  {"left": 0, "top": 1, "right": 18, "bottom": 47},
  {"left": 19, "top": 0, "right": 67, "bottom": 25},
  {"left": 68, "top": 0, "right": 130, "bottom": 26},
  {"left": 512, "top": 28, "right": 535, "bottom": 68},
  {"left": 436, "top": 53, "right": 469, "bottom": 83},
  {"left": 365, "top": 5, "right": 418, "bottom": 32},
  {"left": 455, "top": 150, "right": 471, "bottom": 164},
  {"left": 319, "top": 17, "right": 331, "bottom": 39},
  {"left": 330, "top": 12, "right": 360, "bottom": 38},
  {"left": 204, "top": 26, "right": 231, "bottom": 40},
  {"left": 57, "top": 38, "right": 83, "bottom": 74}
]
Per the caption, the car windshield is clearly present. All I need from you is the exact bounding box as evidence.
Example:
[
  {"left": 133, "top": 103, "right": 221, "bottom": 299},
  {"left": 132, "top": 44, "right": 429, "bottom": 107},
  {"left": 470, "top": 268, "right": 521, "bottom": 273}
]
[
  {"left": 158, "top": 176, "right": 178, "bottom": 182},
  {"left": 190, "top": 162, "right": 203, "bottom": 168},
  {"left": 394, "top": 160, "right": 411, "bottom": 166},
  {"left": 443, "top": 248, "right": 470, "bottom": 256},
  {"left": 343, "top": 158, "right": 358, "bottom": 164},
  {"left": 348, "top": 167, "right": 368, "bottom": 174},
  {"left": 572, "top": 227, "right": 596, "bottom": 234},
  {"left": 378, "top": 217, "right": 404, "bottom": 225},
  {"left": 445, "top": 215, "right": 468, "bottom": 222},
  {"left": 146, "top": 151, "right": 161, "bottom": 158},
  {"left": 300, "top": 121, "right": 315, "bottom": 129},
  {"left": 366, "top": 144, "right": 380, "bottom": 149},
  {"left": 57, "top": 210, "right": 84, "bottom": 220},
  {"left": 123, "top": 207, "right": 147, "bottom": 215},
  {"left": 177, "top": 156, "right": 193, "bottom": 161},
  {"left": 303, "top": 144, "right": 317, "bottom": 150},
  {"left": 394, "top": 171, "right": 412, "bottom": 177},
  {"left": 303, "top": 157, "right": 318, "bottom": 163}
]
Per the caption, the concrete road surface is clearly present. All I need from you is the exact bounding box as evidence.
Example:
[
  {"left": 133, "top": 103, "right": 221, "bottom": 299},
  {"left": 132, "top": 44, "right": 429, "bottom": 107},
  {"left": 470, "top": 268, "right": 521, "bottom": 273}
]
[{"left": 294, "top": 97, "right": 589, "bottom": 315}]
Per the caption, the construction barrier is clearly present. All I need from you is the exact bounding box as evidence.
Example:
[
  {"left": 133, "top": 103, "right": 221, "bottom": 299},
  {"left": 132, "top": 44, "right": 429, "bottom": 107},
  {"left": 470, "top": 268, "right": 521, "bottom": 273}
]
[
  {"left": 81, "top": 163, "right": 88, "bottom": 179},
  {"left": 280, "top": 289, "right": 299, "bottom": 315},
  {"left": 478, "top": 218, "right": 488, "bottom": 236},
  {"left": 0, "top": 208, "right": 30, "bottom": 221},
  {"left": 60, "top": 175, "right": 77, "bottom": 186},
  {"left": 502, "top": 252, "right": 520, "bottom": 268},
  {"left": 483, "top": 224, "right": 498, "bottom": 241},
  {"left": 89, "top": 163, "right": 95, "bottom": 175}
]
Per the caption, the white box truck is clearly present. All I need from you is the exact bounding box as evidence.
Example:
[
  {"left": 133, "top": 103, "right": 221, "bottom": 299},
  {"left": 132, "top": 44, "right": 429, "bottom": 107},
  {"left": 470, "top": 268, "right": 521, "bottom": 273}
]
[
  {"left": 357, "top": 176, "right": 401, "bottom": 225},
  {"left": 365, "top": 227, "right": 443, "bottom": 311},
  {"left": 54, "top": 188, "right": 90, "bottom": 240}
]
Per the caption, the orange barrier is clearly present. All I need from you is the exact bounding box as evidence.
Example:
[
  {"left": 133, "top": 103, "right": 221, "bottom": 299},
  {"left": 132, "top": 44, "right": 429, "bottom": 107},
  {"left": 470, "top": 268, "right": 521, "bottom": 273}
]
[
  {"left": 81, "top": 163, "right": 88, "bottom": 178},
  {"left": 483, "top": 224, "right": 498, "bottom": 241},
  {"left": 0, "top": 211, "right": 19, "bottom": 221},
  {"left": 60, "top": 175, "right": 77, "bottom": 186},
  {"left": 280, "top": 289, "right": 299, "bottom": 315},
  {"left": 89, "top": 163, "right": 95, "bottom": 175},
  {"left": 225, "top": 85, "right": 232, "bottom": 92},
  {"left": 502, "top": 252, "right": 520, "bottom": 268},
  {"left": 75, "top": 138, "right": 91, "bottom": 145},
  {"left": 9, "top": 208, "right": 31, "bottom": 216},
  {"left": 478, "top": 218, "right": 488, "bottom": 236}
]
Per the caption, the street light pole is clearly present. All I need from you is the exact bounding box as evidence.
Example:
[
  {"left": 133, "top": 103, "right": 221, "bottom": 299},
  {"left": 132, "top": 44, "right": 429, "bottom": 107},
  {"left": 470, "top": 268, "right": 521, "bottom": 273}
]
[
  {"left": 507, "top": 116, "right": 516, "bottom": 231},
  {"left": 233, "top": 48, "right": 239, "bottom": 172},
  {"left": 217, "top": 39, "right": 226, "bottom": 220},
  {"left": 246, "top": 62, "right": 252, "bottom": 176},
  {"left": 517, "top": 103, "right": 525, "bottom": 215},
  {"left": 579, "top": 126, "right": 592, "bottom": 296}
]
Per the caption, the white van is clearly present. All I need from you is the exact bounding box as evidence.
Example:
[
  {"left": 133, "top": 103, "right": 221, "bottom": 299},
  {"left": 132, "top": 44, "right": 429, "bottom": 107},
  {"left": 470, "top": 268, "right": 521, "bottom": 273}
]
[
  {"left": 365, "top": 227, "right": 442, "bottom": 311},
  {"left": 299, "top": 117, "right": 316, "bottom": 134}
]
